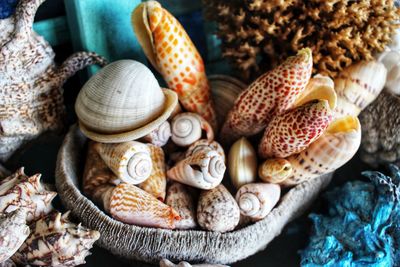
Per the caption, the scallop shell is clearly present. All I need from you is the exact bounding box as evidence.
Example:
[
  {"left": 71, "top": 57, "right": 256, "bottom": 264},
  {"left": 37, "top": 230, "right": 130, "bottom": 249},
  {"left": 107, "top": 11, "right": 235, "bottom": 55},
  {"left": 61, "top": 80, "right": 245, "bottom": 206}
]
[
  {"left": 258, "top": 99, "right": 333, "bottom": 159},
  {"left": 185, "top": 139, "right": 225, "bottom": 162},
  {"left": 171, "top": 112, "right": 214, "bottom": 147},
  {"left": 165, "top": 182, "right": 197, "bottom": 230},
  {"left": 108, "top": 183, "right": 180, "bottom": 229},
  {"left": 13, "top": 212, "right": 100, "bottom": 267},
  {"left": 0, "top": 209, "right": 30, "bottom": 264},
  {"left": 132, "top": 1, "right": 217, "bottom": 130},
  {"left": 334, "top": 60, "right": 387, "bottom": 118},
  {"left": 197, "top": 184, "right": 240, "bottom": 232},
  {"left": 160, "top": 259, "right": 229, "bottom": 267},
  {"left": 142, "top": 121, "right": 171, "bottom": 147},
  {"left": 167, "top": 147, "right": 226, "bottom": 190},
  {"left": 228, "top": 137, "right": 257, "bottom": 189},
  {"left": 94, "top": 141, "right": 153, "bottom": 185},
  {"left": 0, "top": 168, "right": 56, "bottom": 222},
  {"left": 220, "top": 48, "right": 313, "bottom": 145},
  {"left": 235, "top": 183, "right": 281, "bottom": 221},
  {"left": 138, "top": 144, "right": 167, "bottom": 201}
]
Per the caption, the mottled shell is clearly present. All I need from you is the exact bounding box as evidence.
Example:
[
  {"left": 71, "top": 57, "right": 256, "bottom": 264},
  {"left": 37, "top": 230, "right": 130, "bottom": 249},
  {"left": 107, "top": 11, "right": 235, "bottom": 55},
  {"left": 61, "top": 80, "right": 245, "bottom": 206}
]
[
  {"left": 160, "top": 259, "right": 229, "bottom": 267},
  {"left": 197, "top": 185, "right": 240, "bottom": 232},
  {"left": 334, "top": 60, "right": 387, "bottom": 118},
  {"left": 171, "top": 112, "right": 214, "bottom": 147},
  {"left": 13, "top": 212, "right": 100, "bottom": 267},
  {"left": 94, "top": 141, "right": 153, "bottom": 185},
  {"left": 235, "top": 183, "right": 281, "bottom": 221},
  {"left": 0, "top": 209, "right": 30, "bottom": 263},
  {"left": 185, "top": 139, "right": 225, "bottom": 162},
  {"left": 220, "top": 48, "right": 313, "bottom": 144},
  {"left": 228, "top": 137, "right": 257, "bottom": 189},
  {"left": 165, "top": 182, "right": 197, "bottom": 230},
  {"left": 138, "top": 144, "right": 167, "bottom": 201},
  {"left": 132, "top": 1, "right": 217, "bottom": 130},
  {"left": 142, "top": 120, "right": 171, "bottom": 147},
  {"left": 167, "top": 148, "right": 226, "bottom": 190},
  {"left": 0, "top": 168, "right": 56, "bottom": 222},
  {"left": 377, "top": 50, "right": 400, "bottom": 95},
  {"left": 108, "top": 183, "right": 180, "bottom": 229}
]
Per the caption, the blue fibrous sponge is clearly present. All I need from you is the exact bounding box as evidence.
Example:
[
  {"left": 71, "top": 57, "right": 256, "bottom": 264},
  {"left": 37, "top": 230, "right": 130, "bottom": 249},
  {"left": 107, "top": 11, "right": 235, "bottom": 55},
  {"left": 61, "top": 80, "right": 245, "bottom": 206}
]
[
  {"left": 0, "top": 0, "right": 18, "bottom": 19},
  {"left": 301, "top": 165, "right": 400, "bottom": 267}
]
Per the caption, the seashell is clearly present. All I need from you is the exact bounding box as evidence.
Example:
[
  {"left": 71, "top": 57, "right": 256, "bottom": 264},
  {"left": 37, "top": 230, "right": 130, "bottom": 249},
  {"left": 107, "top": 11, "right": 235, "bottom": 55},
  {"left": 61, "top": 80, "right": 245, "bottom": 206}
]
[
  {"left": 0, "top": 209, "right": 30, "bottom": 264},
  {"left": 334, "top": 60, "right": 387, "bottom": 118},
  {"left": 0, "top": 259, "right": 16, "bottom": 267},
  {"left": 142, "top": 120, "right": 171, "bottom": 147},
  {"left": 13, "top": 212, "right": 100, "bottom": 267},
  {"left": 228, "top": 137, "right": 257, "bottom": 189},
  {"left": 138, "top": 144, "right": 167, "bottom": 201},
  {"left": 165, "top": 182, "right": 197, "bottom": 229},
  {"left": 259, "top": 158, "right": 293, "bottom": 184},
  {"left": 209, "top": 75, "right": 247, "bottom": 126},
  {"left": 132, "top": 1, "right": 217, "bottom": 130},
  {"left": 160, "top": 259, "right": 229, "bottom": 267},
  {"left": 185, "top": 139, "right": 225, "bottom": 162},
  {"left": 0, "top": 168, "right": 56, "bottom": 222},
  {"left": 220, "top": 48, "right": 313, "bottom": 144},
  {"left": 75, "top": 60, "right": 178, "bottom": 143},
  {"left": 107, "top": 183, "right": 180, "bottom": 229},
  {"left": 171, "top": 112, "right": 214, "bottom": 147},
  {"left": 235, "top": 183, "right": 281, "bottom": 221},
  {"left": 197, "top": 184, "right": 240, "bottom": 232},
  {"left": 94, "top": 141, "right": 153, "bottom": 185},
  {"left": 167, "top": 147, "right": 226, "bottom": 190},
  {"left": 258, "top": 99, "right": 333, "bottom": 159},
  {"left": 377, "top": 50, "right": 400, "bottom": 95}
]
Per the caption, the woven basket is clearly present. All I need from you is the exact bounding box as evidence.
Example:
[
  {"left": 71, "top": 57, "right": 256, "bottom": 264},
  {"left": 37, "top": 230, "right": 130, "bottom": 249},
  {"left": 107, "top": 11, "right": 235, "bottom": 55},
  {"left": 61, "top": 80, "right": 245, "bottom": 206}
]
[{"left": 55, "top": 125, "right": 333, "bottom": 265}]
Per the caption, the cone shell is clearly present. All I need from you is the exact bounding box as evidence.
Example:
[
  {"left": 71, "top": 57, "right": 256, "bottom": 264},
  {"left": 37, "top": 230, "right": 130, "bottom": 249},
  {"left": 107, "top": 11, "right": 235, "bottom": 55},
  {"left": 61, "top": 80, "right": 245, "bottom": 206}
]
[
  {"left": 108, "top": 183, "right": 180, "bottom": 229},
  {"left": 132, "top": 1, "right": 217, "bottom": 130},
  {"left": 13, "top": 212, "right": 100, "bottom": 267},
  {"left": 94, "top": 141, "right": 153, "bottom": 185},
  {"left": 138, "top": 144, "right": 167, "bottom": 201},
  {"left": 142, "top": 120, "right": 171, "bottom": 147},
  {"left": 185, "top": 139, "right": 225, "bottom": 163},
  {"left": 259, "top": 100, "right": 333, "bottom": 159},
  {"left": 228, "top": 137, "right": 257, "bottom": 189},
  {"left": 197, "top": 185, "right": 240, "bottom": 232},
  {"left": 0, "top": 168, "right": 56, "bottom": 222},
  {"left": 167, "top": 148, "right": 226, "bottom": 190},
  {"left": 165, "top": 182, "right": 197, "bottom": 230},
  {"left": 160, "top": 259, "right": 230, "bottom": 267},
  {"left": 171, "top": 112, "right": 214, "bottom": 147},
  {"left": 235, "top": 183, "right": 281, "bottom": 221},
  {"left": 259, "top": 159, "right": 293, "bottom": 184},
  {"left": 0, "top": 209, "right": 30, "bottom": 263},
  {"left": 334, "top": 60, "right": 387, "bottom": 118},
  {"left": 220, "top": 48, "right": 313, "bottom": 144}
]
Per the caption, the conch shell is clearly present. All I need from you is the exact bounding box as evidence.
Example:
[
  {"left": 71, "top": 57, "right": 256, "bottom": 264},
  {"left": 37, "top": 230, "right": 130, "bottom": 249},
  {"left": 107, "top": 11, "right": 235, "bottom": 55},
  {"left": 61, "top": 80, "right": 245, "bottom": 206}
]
[
  {"left": 197, "top": 184, "right": 240, "bottom": 232},
  {"left": 142, "top": 121, "right": 171, "bottom": 147},
  {"left": 0, "top": 168, "right": 56, "bottom": 222},
  {"left": 0, "top": 209, "right": 30, "bottom": 264},
  {"left": 13, "top": 212, "right": 100, "bottom": 267},
  {"left": 260, "top": 116, "right": 361, "bottom": 186},
  {"left": 228, "top": 137, "right": 257, "bottom": 189},
  {"left": 235, "top": 183, "right": 281, "bottom": 221},
  {"left": 185, "top": 139, "right": 225, "bottom": 162},
  {"left": 167, "top": 147, "right": 226, "bottom": 190},
  {"left": 165, "top": 182, "right": 197, "bottom": 230},
  {"left": 132, "top": 1, "right": 217, "bottom": 130},
  {"left": 94, "top": 141, "right": 153, "bottom": 185},
  {"left": 138, "top": 144, "right": 167, "bottom": 201},
  {"left": 171, "top": 112, "right": 214, "bottom": 147},
  {"left": 220, "top": 48, "right": 313, "bottom": 144},
  {"left": 160, "top": 259, "right": 229, "bottom": 267}
]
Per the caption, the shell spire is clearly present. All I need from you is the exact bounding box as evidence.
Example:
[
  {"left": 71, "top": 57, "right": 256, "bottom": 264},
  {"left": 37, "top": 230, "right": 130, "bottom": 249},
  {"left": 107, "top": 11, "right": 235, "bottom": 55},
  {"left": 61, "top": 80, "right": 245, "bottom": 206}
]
[
  {"left": 142, "top": 121, "right": 171, "bottom": 147},
  {"left": 185, "top": 139, "right": 225, "bottom": 162}
]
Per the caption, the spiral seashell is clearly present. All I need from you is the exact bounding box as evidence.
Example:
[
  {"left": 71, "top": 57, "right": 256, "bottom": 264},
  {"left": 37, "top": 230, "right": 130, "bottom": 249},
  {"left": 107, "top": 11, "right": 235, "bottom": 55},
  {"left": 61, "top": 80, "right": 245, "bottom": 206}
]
[
  {"left": 165, "top": 182, "right": 197, "bottom": 230},
  {"left": 185, "top": 139, "right": 225, "bottom": 162},
  {"left": 0, "top": 168, "right": 56, "bottom": 222},
  {"left": 171, "top": 112, "right": 214, "bottom": 147},
  {"left": 258, "top": 99, "right": 333, "bottom": 159},
  {"left": 132, "top": 1, "right": 217, "bottom": 130},
  {"left": 13, "top": 212, "right": 100, "bottom": 267},
  {"left": 142, "top": 121, "right": 171, "bottom": 147},
  {"left": 377, "top": 50, "right": 400, "bottom": 95},
  {"left": 138, "top": 144, "right": 167, "bottom": 201},
  {"left": 160, "top": 259, "right": 230, "bottom": 267},
  {"left": 197, "top": 184, "right": 240, "bottom": 232},
  {"left": 94, "top": 141, "right": 153, "bottom": 185},
  {"left": 235, "top": 183, "right": 281, "bottom": 221},
  {"left": 228, "top": 137, "right": 257, "bottom": 189},
  {"left": 167, "top": 148, "right": 226, "bottom": 190},
  {"left": 220, "top": 48, "right": 313, "bottom": 145},
  {"left": 259, "top": 158, "right": 293, "bottom": 184},
  {"left": 0, "top": 209, "right": 30, "bottom": 264}
]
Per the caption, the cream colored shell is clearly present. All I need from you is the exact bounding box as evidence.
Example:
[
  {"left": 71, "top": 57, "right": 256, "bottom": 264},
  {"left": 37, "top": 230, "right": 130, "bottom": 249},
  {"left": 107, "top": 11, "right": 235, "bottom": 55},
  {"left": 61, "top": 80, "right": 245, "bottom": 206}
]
[{"left": 142, "top": 121, "right": 171, "bottom": 147}]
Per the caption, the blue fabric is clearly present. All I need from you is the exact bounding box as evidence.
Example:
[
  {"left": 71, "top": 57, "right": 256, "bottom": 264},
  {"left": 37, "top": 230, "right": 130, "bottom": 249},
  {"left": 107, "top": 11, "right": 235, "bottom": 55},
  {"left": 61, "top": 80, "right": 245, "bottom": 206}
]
[
  {"left": 301, "top": 165, "right": 400, "bottom": 267},
  {"left": 0, "top": 0, "right": 18, "bottom": 19}
]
